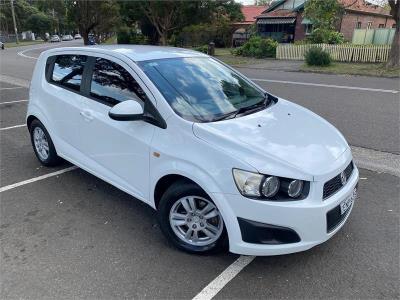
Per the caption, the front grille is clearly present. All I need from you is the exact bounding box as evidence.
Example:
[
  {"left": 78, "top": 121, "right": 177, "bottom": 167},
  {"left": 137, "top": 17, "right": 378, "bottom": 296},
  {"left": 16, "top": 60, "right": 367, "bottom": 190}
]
[
  {"left": 326, "top": 203, "right": 352, "bottom": 232},
  {"left": 323, "top": 161, "right": 354, "bottom": 200}
]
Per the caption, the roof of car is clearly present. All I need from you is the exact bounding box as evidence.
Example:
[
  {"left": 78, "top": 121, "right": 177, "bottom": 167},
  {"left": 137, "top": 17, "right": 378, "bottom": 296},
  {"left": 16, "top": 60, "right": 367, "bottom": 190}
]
[{"left": 48, "top": 45, "right": 207, "bottom": 62}]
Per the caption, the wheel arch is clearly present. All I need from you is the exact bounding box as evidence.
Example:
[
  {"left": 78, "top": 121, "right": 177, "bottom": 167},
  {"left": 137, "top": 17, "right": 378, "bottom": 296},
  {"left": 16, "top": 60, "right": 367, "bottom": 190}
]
[
  {"left": 27, "top": 114, "right": 39, "bottom": 129},
  {"left": 153, "top": 174, "right": 203, "bottom": 209}
]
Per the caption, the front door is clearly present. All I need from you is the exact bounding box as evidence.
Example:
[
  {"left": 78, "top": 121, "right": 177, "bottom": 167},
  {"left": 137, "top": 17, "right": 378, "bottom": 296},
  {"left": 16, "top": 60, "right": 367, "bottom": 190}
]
[{"left": 79, "top": 56, "right": 155, "bottom": 201}]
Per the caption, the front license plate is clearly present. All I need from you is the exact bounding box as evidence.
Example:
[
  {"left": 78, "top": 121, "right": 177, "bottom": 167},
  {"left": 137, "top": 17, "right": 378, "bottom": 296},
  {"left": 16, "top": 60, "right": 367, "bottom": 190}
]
[{"left": 340, "top": 188, "right": 357, "bottom": 215}]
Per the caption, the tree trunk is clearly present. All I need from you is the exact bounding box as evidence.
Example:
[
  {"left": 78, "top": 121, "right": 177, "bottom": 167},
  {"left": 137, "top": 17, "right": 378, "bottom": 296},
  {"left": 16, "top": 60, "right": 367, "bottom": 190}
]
[
  {"left": 386, "top": 24, "right": 399, "bottom": 68},
  {"left": 159, "top": 32, "right": 167, "bottom": 45},
  {"left": 82, "top": 28, "right": 89, "bottom": 45}
]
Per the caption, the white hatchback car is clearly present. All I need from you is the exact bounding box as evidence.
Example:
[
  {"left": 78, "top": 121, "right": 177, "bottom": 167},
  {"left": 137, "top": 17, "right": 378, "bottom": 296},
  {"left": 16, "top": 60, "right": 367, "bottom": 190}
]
[{"left": 27, "top": 45, "right": 359, "bottom": 255}]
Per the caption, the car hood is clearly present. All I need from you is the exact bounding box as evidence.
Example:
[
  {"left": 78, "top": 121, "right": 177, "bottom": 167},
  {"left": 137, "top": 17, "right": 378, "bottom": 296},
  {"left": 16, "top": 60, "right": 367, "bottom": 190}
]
[{"left": 193, "top": 99, "right": 350, "bottom": 181}]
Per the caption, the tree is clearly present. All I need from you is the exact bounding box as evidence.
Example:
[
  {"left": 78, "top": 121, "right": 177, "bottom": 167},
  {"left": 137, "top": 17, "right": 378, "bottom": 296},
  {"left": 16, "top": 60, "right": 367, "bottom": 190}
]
[
  {"left": 137, "top": 1, "right": 186, "bottom": 45},
  {"left": 304, "top": 0, "right": 344, "bottom": 30},
  {"left": 387, "top": 0, "right": 399, "bottom": 67},
  {"left": 26, "top": 12, "right": 52, "bottom": 38},
  {"left": 67, "top": 0, "right": 120, "bottom": 45},
  {"left": 118, "top": 0, "right": 243, "bottom": 45}
]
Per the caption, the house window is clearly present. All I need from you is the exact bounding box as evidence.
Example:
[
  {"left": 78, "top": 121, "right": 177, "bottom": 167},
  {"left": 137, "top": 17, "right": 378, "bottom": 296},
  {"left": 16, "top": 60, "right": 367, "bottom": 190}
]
[
  {"left": 356, "top": 21, "right": 362, "bottom": 29},
  {"left": 378, "top": 24, "right": 385, "bottom": 28},
  {"left": 367, "top": 21, "right": 373, "bottom": 29},
  {"left": 304, "top": 24, "right": 313, "bottom": 35}
]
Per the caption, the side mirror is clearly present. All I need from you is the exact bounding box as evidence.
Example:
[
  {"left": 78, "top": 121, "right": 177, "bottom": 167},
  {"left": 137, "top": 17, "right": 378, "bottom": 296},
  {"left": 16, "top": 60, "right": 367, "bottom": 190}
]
[{"left": 108, "top": 100, "right": 144, "bottom": 121}]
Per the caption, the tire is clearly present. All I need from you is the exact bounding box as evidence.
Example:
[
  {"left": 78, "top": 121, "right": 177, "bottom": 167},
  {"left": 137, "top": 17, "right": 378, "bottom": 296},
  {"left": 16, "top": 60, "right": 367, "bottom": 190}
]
[
  {"left": 157, "top": 180, "right": 228, "bottom": 254},
  {"left": 29, "top": 119, "right": 62, "bottom": 167}
]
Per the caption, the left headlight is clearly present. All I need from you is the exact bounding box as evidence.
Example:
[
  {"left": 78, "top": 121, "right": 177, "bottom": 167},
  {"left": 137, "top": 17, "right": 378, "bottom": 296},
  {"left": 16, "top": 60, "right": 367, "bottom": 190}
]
[{"left": 232, "top": 169, "right": 309, "bottom": 200}]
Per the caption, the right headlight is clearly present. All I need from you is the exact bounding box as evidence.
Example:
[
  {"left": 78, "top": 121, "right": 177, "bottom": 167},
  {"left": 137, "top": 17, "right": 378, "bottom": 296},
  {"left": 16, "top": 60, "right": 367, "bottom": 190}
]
[{"left": 232, "top": 169, "right": 309, "bottom": 200}]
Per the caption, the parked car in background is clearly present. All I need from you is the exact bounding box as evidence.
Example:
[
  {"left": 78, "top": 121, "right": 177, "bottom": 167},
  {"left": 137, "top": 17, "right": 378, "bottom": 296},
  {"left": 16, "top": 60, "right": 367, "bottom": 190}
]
[
  {"left": 88, "top": 37, "right": 97, "bottom": 45},
  {"left": 0, "top": 41, "right": 4, "bottom": 50},
  {"left": 50, "top": 35, "right": 61, "bottom": 43},
  {"left": 74, "top": 34, "right": 82, "bottom": 39},
  {"left": 27, "top": 45, "right": 359, "bottom": 256},
  {"left": 62, "top": 35, "right": 73, "bottom": 41}
]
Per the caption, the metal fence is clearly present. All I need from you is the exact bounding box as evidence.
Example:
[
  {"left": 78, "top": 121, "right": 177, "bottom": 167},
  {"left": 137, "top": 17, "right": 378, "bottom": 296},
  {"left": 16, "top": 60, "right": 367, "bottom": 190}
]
[
  {"left": 276, "top": 43, "right": 392, "bottom": 63},
  {"left": 352, "top": 28, "right": 395, "bottom": 45}
]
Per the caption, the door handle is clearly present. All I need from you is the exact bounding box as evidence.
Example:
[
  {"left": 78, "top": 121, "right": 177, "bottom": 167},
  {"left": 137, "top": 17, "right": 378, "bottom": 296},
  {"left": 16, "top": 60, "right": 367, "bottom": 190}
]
[{"left": 80, "top": 110, "right": 94, "bottom": 121}]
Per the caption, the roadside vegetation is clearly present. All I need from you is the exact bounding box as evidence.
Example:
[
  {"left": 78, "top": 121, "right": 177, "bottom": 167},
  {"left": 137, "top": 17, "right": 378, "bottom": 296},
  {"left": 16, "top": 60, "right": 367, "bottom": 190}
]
[
  {"left": 3, "top": 40, "right": 45, "bottom": 48},
  {"left": 301, "top": 62, "right": 400, "bottom": 78}
]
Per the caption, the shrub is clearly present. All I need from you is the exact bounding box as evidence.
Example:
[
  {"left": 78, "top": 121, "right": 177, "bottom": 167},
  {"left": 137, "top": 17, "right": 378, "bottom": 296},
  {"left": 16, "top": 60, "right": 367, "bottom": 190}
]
[
  {"left": 326, "top": 31, "right": 345, "bottom": 44},
  {"left": 308, "top": 28, "right": 344, "bottom": 44},
  {"left": 234, "top": 36, "right": 278, "bottom": 58},
  {"left": 194, "top": 45, "right": 208, "bottom": 54},
  {"left": 305, "top": 47, "right": 331, "bottom": 66},
  {"left": 117, "top": 27, "right": 148, "bottom": 45}
]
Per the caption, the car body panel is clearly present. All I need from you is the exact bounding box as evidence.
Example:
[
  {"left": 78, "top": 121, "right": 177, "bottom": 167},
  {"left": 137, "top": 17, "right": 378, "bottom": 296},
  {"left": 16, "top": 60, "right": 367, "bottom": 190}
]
[{"left": 193, "top": 99, "right": 350, "bottom": 181}]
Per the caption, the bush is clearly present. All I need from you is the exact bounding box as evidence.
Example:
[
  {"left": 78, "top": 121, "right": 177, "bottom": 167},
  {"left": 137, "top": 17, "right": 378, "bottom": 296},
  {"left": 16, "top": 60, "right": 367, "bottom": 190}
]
[
  {"left": 233, "top": 36, "right": 278, "bottom": 58},
  {"left": 308, "top": 28, "right": 344, "bottom": 44},
  {"left": 194, "top": 45, "right": 208, "bottom": 54},
  {"left": 117, "top": 27, "right": 148, "bottom": 45},
  {"left": 305, "top": 47, "right": 331, "bottom": 66}
]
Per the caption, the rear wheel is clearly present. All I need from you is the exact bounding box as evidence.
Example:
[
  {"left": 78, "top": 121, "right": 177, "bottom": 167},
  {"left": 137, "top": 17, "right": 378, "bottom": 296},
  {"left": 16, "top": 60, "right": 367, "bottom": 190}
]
[
  {"left": 29, "top": 119, "right": 61, "bottom": 167},
  {"left": 157, "top": 180, "right": 227, "bottom": 254}
]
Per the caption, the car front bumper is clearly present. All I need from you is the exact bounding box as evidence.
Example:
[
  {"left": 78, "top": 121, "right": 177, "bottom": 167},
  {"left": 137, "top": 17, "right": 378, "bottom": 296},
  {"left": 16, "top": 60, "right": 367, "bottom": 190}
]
[{"left": 211, "top": 164, "right": 359, "bottom": 256}]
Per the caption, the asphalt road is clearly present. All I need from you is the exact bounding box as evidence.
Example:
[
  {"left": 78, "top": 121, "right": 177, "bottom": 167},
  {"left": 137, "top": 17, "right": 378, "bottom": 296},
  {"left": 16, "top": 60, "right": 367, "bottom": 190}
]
[{"left": 0, "top": 42, "right": 399, "bottom": 299}]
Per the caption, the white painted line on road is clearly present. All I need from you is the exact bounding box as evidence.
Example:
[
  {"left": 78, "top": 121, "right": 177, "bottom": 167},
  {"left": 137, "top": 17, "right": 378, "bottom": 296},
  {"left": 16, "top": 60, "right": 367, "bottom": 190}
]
[
  {"left": 17, "top": 44, "right": 64, "bottom": 60},
  {"left": 0, "top": 166, "right": 78, "bottom": 193},
  {"left": 0, "top": 75, "right": 30, "bottom": 88},
  {"left": 0, "top": 99, "right": 28, "bottom": 105},
  {"left": 192, "top": 255, "right": 255, "bottom": 300},
  {"left": 0, "top": 124, "right": 25, "bottom": 131},
  {"left": 17, "top": 48, "right": 39, "bottom": 60},
  {"left": 0, "top": 86, "right": 25, "bottom": 90},
  {"left": 250, "top": 78, "right": 399, "bottom": 94}
]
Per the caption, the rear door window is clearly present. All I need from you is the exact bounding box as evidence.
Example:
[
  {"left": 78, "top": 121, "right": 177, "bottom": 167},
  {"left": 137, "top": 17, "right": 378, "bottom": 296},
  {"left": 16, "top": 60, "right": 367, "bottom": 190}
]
[
  {"left": 89, "top": 58, "right": 146, "bottom": 106},
  {"left": 51, "top": 55, "right": 87, "bottom": 91}
]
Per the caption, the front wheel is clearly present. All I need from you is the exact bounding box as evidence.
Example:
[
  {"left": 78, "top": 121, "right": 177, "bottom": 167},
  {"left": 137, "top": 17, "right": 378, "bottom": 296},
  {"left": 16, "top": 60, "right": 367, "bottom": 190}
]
[{"left": 157, "top": 181, "right": 227, "bottom": 254}]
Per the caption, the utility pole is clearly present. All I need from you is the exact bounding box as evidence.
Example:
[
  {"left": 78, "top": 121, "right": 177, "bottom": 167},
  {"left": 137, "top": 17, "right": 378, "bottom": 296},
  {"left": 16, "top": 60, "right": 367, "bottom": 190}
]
[{"left": 10, "top": 0, "right": 19, "bottom": 44}]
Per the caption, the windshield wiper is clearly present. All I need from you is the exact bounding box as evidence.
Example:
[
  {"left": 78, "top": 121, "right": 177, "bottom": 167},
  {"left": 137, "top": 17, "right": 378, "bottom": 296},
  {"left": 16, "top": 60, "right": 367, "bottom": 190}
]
[{"left": 212, "top": 93, "right": 271, "bottom": 122}]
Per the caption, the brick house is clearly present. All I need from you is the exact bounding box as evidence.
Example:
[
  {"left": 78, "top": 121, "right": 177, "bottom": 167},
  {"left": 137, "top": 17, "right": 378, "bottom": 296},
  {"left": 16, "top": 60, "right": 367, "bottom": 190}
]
[{"left": 256, "top": 0, "right": 395, "bottom": 42}]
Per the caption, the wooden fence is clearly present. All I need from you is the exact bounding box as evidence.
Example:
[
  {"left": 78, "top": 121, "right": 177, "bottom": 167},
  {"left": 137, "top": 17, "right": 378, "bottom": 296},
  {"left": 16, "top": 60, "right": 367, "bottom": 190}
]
[{"left": 276, "top": 44, "right": 392, "bottom": 63}]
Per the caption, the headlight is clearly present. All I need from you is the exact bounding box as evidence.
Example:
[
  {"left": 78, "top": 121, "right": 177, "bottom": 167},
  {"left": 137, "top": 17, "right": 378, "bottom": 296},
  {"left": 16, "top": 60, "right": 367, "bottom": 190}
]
[
  {"left": 288, "top": 179, "right": 304, "bottom": 198},
  {"left": 261, "top": 176, "right": 280, "bottom": 197},
  {"left": 232, "top": 169, "right": 264, "bottom": 197},
  {"left": 233, "top": 169, "right": 308, "bottom": 200}
]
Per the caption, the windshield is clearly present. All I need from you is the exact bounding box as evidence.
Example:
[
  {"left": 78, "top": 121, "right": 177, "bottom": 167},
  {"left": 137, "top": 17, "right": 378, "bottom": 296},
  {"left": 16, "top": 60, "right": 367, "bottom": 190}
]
[{"left": 139, "top": 57, "right": 265, "bottom": 122}]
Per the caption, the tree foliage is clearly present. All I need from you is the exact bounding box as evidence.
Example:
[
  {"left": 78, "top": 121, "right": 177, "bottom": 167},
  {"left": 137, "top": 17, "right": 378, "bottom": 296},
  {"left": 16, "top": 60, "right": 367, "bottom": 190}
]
[
  {"left": 25, "top": 12, "right": 52, "bottom": 38},
  {"left": 118, "top": 0, "right": 243, "bottom": 45},
  {"left": 304, "top": 0, "right": 344, "bottom": 30},
  {"left": 67, "top": 0, "right": 120, "bottom": 45}
]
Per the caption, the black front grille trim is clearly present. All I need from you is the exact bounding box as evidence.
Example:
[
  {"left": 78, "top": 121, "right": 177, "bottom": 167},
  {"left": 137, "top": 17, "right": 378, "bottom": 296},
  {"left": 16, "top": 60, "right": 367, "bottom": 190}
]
[
  {"left": 326, "top": 202, "right": 352, "bottom": 232},
  {"left": 323, "top": 161, "right": 354, "bottom": 200}
]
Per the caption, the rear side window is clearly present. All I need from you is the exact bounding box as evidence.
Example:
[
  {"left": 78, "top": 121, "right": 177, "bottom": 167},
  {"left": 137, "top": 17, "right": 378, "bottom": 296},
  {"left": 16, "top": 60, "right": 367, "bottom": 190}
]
[
  {"left": 51, "top": 55, "right": 87, "bottom": 91},
  {"left": 90, "top": 58, "right": 146, "bottom": 106}
]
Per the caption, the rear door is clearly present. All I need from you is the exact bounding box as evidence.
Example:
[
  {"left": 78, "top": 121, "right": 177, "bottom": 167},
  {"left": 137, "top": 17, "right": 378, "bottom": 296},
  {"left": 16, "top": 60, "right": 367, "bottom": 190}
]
[
  {"left": 44, "top": 54, "right": 87, "bottom": 158},
  {"left": 79, "top": 56, "right": 155, "bottom": 201}
]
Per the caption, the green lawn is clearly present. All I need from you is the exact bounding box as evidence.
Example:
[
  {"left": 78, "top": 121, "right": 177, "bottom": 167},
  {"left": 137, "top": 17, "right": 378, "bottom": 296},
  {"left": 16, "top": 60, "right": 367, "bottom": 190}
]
[
  {"left": 300, "top": 62, "right": 400, "bottom": 78},
  {"left": 214, "top": 48, "right": 267, "bottom": 65},
  {"left": 4, "top": 40, "right": 45, "bottom": 48}
]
